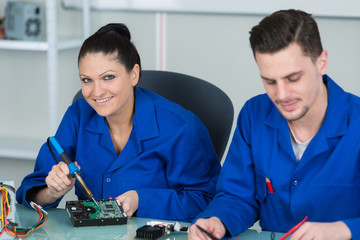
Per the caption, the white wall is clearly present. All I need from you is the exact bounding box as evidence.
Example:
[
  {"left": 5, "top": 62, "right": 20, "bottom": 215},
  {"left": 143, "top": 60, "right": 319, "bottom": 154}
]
[{"left": 1, "top": 1, "right": 360, "bottom": 207}]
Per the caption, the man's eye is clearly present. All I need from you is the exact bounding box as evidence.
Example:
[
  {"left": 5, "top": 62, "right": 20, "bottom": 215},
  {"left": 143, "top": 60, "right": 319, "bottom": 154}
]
[
  {"left": 289, "top": 78, "right": 299, "bottom": 82},
  {"left": 266, "top": 80, "right": 276, "bottom": 85},
  {"left": 104, "top": 75, "right": 115, "bottom": 80},
  {"left": 288, "top": 75, "right": 301, "bottom": 82}
]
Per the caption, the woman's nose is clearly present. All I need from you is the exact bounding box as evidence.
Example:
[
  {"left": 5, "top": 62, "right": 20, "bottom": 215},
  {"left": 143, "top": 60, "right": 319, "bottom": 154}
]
[{"left": 93, "top": 81, "right": 105, "bottom": 97}]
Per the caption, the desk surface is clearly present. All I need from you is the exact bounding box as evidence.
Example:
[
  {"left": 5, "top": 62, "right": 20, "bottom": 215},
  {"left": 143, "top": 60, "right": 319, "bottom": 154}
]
[{"left": 14, "top": 204, "right": 285, "bottom": 240}]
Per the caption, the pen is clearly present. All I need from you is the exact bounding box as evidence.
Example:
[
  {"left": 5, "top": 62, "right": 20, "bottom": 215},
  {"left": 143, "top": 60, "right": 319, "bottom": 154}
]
[
  {"left": 266, "top": 177, "right": 274, "bottom": 193},
  {"left": 196, "top": 225, "right": 219, "bottom": 240},
  {"left": 278, "top": 216, "right": 308, "bottom": 240}
]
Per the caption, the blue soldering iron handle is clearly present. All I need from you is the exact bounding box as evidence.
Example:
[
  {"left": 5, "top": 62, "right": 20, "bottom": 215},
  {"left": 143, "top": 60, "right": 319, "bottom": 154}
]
[{"left": 49, "top": 136, "right": 79, "bottom": 176}]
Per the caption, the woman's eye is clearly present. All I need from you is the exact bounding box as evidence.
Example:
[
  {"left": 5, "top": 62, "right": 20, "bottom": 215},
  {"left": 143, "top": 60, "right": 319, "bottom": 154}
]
[
  {"left": 81, "top": 78, "right": 92, "bottom": 83},
  {"left": 104, "top": 75, "right": 115, "bottom": 80}
]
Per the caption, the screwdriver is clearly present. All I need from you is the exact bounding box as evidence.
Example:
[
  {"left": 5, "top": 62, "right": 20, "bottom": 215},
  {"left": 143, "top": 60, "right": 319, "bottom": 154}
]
[{"left": 49, "top": 136, "right": 101, "bottom": 210}]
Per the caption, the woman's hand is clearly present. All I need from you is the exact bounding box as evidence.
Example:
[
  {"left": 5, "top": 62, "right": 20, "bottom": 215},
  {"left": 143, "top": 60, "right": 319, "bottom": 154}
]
[
  {"left": 46, "top": 161, "right": 75, "bottom": 197},
  {"left": 115, "top": 190, "right": 139, "bottom": 217},
  {"left": 35, "top": 161, "right": 76, "bottom": 206}
]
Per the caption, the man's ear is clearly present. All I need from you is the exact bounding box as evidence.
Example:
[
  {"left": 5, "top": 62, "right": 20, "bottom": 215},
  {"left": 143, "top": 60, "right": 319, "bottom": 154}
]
[{"left": 318, "top": 50, "right": 328, "bottom": 75}]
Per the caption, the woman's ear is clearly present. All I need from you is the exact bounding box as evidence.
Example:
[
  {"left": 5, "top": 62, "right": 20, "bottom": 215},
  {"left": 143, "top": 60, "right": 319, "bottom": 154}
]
[{"left": 131, "top": 64, "right": 140, "bottom": 86}]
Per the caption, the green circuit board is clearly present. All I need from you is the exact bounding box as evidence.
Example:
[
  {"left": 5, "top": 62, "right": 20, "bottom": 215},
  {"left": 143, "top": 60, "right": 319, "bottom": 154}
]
[
  {"left": 83, "top": 199, "right": 125, "bottom": 219},
  {"left": 66, "top": 199, "right": 127, "bottom": 227}
]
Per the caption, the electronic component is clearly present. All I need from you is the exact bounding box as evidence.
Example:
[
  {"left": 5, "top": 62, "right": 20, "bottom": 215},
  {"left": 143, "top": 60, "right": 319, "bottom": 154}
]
[
  {"left": 66, "top": 199, "right": 127, "bottom": 227},
  {"left": 1, "top": 178, "right": 47, "bottom": 239},
  {"left": 5, "top": 1, "right": 43, "bottom": 40},
  {"left": 0, "top": 178, "right": 15, "bottom": 240},
  {"left": 136, "top": 221, "right": 189, "bottom": 239},
  {"left": 136, "top": 225, "right": 165, "bottom": 239}
]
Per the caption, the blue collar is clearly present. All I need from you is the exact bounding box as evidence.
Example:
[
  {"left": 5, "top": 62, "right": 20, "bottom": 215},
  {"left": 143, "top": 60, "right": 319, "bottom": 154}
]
[{"left": 265, "top": 74, "right": 348, "bottom": 138}]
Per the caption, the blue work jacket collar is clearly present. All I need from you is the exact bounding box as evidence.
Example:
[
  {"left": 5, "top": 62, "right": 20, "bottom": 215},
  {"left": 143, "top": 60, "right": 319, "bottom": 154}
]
[
  {"left": 264, "top": 75, "right": 348, "bottom": 162},
  {"left": 85, "top": 87, "right": 160, "bottom": 154},
  {"left": 265, "top": 74, "right": 347, "bottom": 138},
  {"left": 132, "top": 87, "right": 160, "bottom": 141}
]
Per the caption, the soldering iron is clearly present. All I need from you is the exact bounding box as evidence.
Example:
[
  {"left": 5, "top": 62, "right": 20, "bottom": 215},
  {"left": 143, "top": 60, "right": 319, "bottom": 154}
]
[{"left": 48, "top": 136, "right": 101, "bottom": 209}]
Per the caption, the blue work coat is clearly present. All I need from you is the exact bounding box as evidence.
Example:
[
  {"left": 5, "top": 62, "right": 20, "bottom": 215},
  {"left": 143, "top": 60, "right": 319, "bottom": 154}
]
[
  {"left": 17, "top": 87, "right": 221, "bottom": 222},
  {"left": 196, "top": 75, "right": 360, "bottom": 238}
]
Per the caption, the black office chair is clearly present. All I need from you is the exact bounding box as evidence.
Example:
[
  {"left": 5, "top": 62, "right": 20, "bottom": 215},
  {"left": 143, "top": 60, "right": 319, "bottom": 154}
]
[{"left": 73, "top": 70, "right": 234, "bottom": 160}]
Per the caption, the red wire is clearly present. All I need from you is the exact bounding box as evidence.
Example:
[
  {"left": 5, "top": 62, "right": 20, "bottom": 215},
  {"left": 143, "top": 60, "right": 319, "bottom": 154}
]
[{"left": 279, "top": 216, "right": 308, "bottom": 240}]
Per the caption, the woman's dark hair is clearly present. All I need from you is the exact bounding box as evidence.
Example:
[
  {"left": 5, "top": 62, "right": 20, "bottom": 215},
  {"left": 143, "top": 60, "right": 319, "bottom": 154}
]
[
  {"left": 78, "top": 23, "right": 142, "bottom": 77},
  {"left": 249, "top": 9, "right": 323, "bottom": 62}
]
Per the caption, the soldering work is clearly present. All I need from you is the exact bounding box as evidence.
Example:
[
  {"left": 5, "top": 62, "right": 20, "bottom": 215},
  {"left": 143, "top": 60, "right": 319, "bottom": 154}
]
[
  {"left": 47, "top": 136, "right": 189, "bottom": 239},
  {"left": 47, "top": 136, "right": 127, "bottom": 227}
]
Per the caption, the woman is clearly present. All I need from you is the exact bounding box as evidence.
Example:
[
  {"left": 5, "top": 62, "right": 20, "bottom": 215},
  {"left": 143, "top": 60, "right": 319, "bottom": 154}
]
[{"left": 16, "top": 23, "right": 221, "bottom": 221}]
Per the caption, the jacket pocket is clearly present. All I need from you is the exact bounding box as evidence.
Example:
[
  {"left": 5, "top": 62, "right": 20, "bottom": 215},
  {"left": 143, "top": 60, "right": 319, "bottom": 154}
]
[{"left": 255, "top": 171, "right": 286, "bottom": 231}]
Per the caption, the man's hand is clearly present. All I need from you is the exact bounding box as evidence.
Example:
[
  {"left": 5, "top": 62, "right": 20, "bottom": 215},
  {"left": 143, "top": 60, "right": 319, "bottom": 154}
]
[
  {"left": 188, "top": 217, "right": 226, "bottom": 240},
  {"left": 290, "top": 221, "right": 351, "bottom": 240},
  {"left": 116, "top": 190, "right": 139, "bottom": 217}
]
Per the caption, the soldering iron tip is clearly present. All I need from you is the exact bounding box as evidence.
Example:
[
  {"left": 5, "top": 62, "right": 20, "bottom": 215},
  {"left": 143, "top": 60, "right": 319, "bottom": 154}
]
[{"left": 92, "top": 197, "right": 100, "bottom": 208}]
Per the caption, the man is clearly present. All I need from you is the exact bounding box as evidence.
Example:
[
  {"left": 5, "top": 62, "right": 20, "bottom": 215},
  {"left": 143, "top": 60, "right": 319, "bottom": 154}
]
[{"left": 189, "top": 9, "right": 360, "bottom": 240}]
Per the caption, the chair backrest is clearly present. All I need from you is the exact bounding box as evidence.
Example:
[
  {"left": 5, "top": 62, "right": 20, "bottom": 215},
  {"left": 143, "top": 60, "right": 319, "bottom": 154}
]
[{"left": 73, "top": 70, "right": 234, "bottom": 160}]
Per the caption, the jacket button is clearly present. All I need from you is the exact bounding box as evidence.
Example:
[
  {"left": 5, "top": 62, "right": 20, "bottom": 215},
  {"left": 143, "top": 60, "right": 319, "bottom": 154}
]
[
  {"left": 106, "top": 178, "right": 111, "bottom": 182},
  {"left": 293, "top": 180, "right": 298, "bottom": 186}
]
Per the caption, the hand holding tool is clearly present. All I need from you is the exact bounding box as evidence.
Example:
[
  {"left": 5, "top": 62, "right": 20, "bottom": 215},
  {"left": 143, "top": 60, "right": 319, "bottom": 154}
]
[
  {"left": 49, "top": 136, "right": 100, "bottom": 209},
  {"left": 196, "top": 225, "right": 219, "bottom": 240}
]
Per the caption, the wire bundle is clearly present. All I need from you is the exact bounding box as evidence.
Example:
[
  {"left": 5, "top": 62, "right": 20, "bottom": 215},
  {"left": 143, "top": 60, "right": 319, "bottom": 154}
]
[
  {"left": 0, "top": 186, "right": 48, "bottom": 238},
  {"left": 0, "top": 186, "right": 10, "bottom": 237}
]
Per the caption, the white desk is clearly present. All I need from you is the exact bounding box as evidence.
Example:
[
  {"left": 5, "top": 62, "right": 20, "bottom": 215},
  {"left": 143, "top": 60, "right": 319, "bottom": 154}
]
[{"left": 14, "top": 204, "right": 285, "bottom": 239}]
